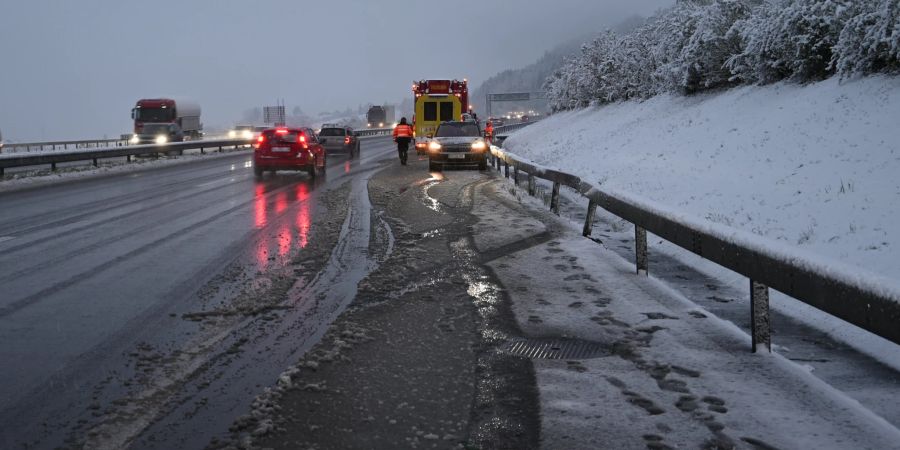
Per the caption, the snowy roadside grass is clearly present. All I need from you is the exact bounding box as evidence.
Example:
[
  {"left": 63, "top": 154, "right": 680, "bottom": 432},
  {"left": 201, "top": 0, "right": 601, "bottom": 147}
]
[
  {"left": 0, "top": 148, "right": 251, "bottom": 193},
  {"left": 479, "top": 182, "right": 900, "bottom": 450},
  {"left": 505, "top": 76, "right": 900, "bottom": 281}
]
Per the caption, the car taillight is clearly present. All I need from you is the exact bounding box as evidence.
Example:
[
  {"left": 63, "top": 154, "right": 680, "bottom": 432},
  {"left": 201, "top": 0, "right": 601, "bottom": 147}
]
[
  {"left": 344, "top": 136, "right": 351, "bottom": 145},
  {"left": 254, "top": 135, "right": 265, "bottom": 149},
  {"left": 298, "top": 133, "right": 308, "bottom": 149}
]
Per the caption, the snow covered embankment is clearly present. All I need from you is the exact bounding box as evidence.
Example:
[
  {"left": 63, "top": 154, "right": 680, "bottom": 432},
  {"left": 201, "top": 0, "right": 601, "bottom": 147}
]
[{"left": 505, "top": 76, "right": 900, "bottom": 280}]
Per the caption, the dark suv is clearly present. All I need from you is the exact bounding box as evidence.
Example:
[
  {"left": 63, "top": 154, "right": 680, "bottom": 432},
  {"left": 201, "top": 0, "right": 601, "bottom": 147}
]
[
  {"left": 425, "top": 121, "right": 488, "bottom": 171},
  {"left": 253, "top": 127, "right": 326, "bottom": 178},
  {"left": 317, "top": 126, "right": 359, "bottom": 157}
]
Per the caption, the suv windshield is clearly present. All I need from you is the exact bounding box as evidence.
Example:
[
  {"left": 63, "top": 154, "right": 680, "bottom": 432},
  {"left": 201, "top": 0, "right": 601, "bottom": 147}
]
[
  {"left": 318, "top": 128, "right": 346, "bottom": 137},
  {"left": 435, "top": 122, "right": 480, "bottom": 137}
]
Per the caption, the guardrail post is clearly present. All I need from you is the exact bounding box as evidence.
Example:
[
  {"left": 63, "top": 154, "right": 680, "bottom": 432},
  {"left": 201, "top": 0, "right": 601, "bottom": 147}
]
[
  {"left": 513, "top": 165, "right": 519, "bottom": 185},
  {"left": 635, "top": 226, "right": 648, "bottom": 275},
  {"left": 504, "top": 161, "right": 510, "bottom": 179},
  {"left": 92, "top": 158, "right": 98, "bottom": 167},
  {"left": 51, "top": 162, "right": 57, "bottom": 171},
  {"left": 550, "top": 182, "right": 561, "bottom": 215},
  {"left": 200, "top": 147, "right": 205, "bottom": 154},
  {"left": 750, "top": 280, "right": 771, "bottom": 353},
  {"left": 127, "top": 155, "right": 132, "bottom": 163},
  {"left": 583, "top": 199, "right": 597, "bottom": 237},
  {"left": 528, "top": 174, "right": 535, "bottom": 196}
]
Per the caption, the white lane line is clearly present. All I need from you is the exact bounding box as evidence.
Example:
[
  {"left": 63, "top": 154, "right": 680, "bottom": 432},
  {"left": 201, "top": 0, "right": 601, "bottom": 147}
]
[
  {"left": 0, "top": 236, "right": 15, "bottom": 244},
  {"left": 196, "top": 178, "right": 235, "bottom": 188}
]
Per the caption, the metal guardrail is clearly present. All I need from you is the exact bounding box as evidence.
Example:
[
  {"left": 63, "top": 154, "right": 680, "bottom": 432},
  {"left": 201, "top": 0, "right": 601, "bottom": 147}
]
[
  {"left": 1, "top": 128, "right": 394, "bottom": 154},
  {"left": 0, "top": 138, "right": 253, "bottom": 175},
  {"left": 2, "top": 138, "right": 131, "bottom": 154},
  {"left": 0, "top": 131, "right": 395, "bottom": 176},
  {"left": 488, "top": 145, "right": 900, "bottom": 351},
  {"left": 355, "top": 128, "right": 392, "bottom": 137}
]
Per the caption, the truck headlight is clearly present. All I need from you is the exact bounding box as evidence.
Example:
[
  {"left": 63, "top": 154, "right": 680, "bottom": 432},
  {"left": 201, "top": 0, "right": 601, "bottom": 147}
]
[
  {"left": 130, "top": 135, "right": 140, "bottom": 144},
  {"left": 428, "top": 141, "right": 442, "bottom": 152},
  {"left": 155, "top": 135, "right": 168, "bottom": 145},
  {"left": 242, "top": 130, "right": 253, "bottom": 139},
  {"left": 228, "top": 130, "right": 237, "bottom": 138},
  {"left": 471, "top": 141, "right": 487, "bottom": 151}
]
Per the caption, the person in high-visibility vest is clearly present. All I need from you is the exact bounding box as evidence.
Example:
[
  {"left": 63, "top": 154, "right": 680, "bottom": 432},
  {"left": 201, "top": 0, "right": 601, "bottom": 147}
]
[
  {"left": 484, "top": 120, "right": 494, "bottom": 143},
  {"left": 392, "top": 117, "right": 414, "bottom": 165}
]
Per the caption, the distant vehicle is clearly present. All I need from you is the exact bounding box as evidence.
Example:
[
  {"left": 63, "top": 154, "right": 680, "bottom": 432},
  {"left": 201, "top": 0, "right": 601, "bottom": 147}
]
[
  {"left": 489, "top": 117, "right": 505, "bottom": 127},
  {"left": 131, "top": 123, "right": 184, "bottom": 145},
  {"left": 412, "top": 79, "right": 469, "bottom": 153},
  {"left": 253, "top": 127, "right": 326, "bottom": 178},
  {"left": 228, "top": 125, "right": 259, "bottom": 140},
  {"left": 131, "top": 98, "right": 202, "bottom": 141},
  {"left": 425, "top": 121, "right": 488, "bottom": 172},
  {"left": 520, "top": 115, "right": 530, "bottom": 123},
  {"left": 367, "top": 106, "right": 386, "bottom": 128},
  {"left": 317, "top": 125, "right": 359, "bottom": 157},
  {"left": 383, "top": 105, "right": 396, "bottom": 127}
]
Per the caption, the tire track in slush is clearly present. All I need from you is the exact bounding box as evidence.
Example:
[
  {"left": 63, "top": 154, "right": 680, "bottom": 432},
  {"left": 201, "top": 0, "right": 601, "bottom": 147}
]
[{"left": 84, "top": 168, "right": 383, "bottom": 450}]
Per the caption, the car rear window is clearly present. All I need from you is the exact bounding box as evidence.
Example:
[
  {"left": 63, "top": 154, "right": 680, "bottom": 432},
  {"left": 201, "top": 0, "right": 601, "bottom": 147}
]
[
  {"left": 318, "top": 128, "right": 345, "bottom": 136},
  {"left": 264, "top": 130, "right": 300, "bottom": 142},
  {"left": 435, "top": 123, "right": 481, "bottom": 137}
]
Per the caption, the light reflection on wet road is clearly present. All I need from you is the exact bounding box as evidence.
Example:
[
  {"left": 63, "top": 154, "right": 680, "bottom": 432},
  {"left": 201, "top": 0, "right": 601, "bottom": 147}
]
[{"left": 0, "top": 137, "right": 395, "bottom": 449}]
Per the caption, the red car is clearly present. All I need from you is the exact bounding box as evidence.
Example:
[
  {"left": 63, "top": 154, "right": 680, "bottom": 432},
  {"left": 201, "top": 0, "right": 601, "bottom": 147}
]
[{"left": 253, "top": 127, "right": 326, "bottom": 178}]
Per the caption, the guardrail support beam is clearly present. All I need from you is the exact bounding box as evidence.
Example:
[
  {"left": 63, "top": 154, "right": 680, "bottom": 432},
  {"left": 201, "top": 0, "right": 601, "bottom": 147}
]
[
  {"left": 751, "top": 280, "right": 771, "bottom": 352},
  {"left": 513, "top": 166, "right": 519, "bottom": 185},
  {"left": 583, "top": 199, "right": 597, "bottom": 237},
  {"left": 635, "top": 226, "right": 648, "bottom": 275},
  {"left": 504, "top": 161, "right": 510, "bottom": 179},
  {"left": 92, "top": 158, "right": 98, "bottom": 167},
  {"left": 550, "top": 182, "right": 561, "bottom": 215},
  {"left": 528, "top": 174, "right": 535, "bottom": 196},
  {"left": 51, "top": 162, "right": 57, "bottom": 171}
]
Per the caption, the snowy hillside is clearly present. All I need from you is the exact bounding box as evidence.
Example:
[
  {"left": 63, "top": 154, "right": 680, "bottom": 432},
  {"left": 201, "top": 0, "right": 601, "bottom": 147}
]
[{"left": 504, "top": 75, "right": 900, "bottom": 280}]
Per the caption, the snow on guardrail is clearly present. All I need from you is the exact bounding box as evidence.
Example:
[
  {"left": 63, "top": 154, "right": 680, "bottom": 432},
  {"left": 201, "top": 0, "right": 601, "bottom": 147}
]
[{"left": 488, "top": 145, "right": 900, "bottom": 350}]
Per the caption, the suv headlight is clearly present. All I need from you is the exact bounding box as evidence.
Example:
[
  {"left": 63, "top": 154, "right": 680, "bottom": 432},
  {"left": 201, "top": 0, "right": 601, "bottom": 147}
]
[{"left": 471, "top": 141, "right": 487, "bottom": 151}]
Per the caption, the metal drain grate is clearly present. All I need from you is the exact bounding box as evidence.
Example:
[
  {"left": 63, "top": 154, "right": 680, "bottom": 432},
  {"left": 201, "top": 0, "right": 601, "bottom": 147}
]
[{"left": 500, "top": 338, "right": 610, "bottom": 360}]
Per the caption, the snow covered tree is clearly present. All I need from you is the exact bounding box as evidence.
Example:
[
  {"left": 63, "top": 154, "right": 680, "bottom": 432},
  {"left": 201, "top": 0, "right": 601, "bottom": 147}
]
[
  {"left": 833, "top": 0, "right": 900, "bottom": 76},
  {"left": 543, "top": 0, "right": 899, "bottom": 111},
  {"left": 727, "top": 0, "right": 857, "bottom": 83}
]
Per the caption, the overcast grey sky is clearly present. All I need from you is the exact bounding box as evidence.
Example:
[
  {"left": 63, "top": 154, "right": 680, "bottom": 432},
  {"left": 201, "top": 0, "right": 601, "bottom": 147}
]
[{"left": 0, "top": 0, "right": 672, "bottom": 141}]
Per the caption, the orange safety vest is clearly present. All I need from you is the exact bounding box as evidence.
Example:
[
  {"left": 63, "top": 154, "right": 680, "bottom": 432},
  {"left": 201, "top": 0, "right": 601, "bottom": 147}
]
[
  {"left": 484, "top": 123, "right": 494, "bottom": 137},
  {"left": 393, "top": 124, "right": 414, "bottom": 138}
]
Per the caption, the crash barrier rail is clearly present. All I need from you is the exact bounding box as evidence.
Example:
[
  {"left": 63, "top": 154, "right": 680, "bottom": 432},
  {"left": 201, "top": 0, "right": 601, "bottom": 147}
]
[
  {"left": 0, "top": 131, "right": 397, "bottom": 176},
  {"left": 488, "top": 146, "right": 900, "bottom": 351},
  {"left": 492, "top": 121, "right": 538, "bottom": 146},
  {"left": 2, "top": 138, "right": 131, "bottom": 154},
  {"left": 0, "top": 138, "right": 254, "bottom": 176},
  {"left": 2, "top": 128, "right": 395, "bottom": 154},
  {"left": 355, "top": 128, "right": 393, "bottom": 137}
]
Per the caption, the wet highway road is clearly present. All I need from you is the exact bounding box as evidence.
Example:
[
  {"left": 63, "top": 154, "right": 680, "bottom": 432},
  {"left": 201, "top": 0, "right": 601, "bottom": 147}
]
[{"left": 0, "top": 136, "right": 396, "bottom": 449}]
